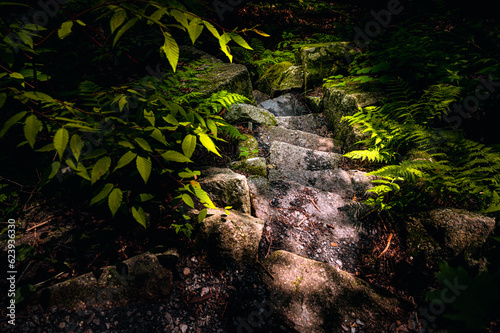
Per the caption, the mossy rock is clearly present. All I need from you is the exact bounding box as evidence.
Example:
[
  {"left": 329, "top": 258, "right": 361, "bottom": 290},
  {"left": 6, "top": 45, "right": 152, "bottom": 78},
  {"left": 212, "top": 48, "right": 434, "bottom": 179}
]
[
  {"left": 230, "top": 157, "right": 267, "bottom": 177},
  {"left": 256, "top": 61, "right": 293, "bottom": 95},
  {"left": 237, "top": 134, "right": 259, "bottom": 160}
]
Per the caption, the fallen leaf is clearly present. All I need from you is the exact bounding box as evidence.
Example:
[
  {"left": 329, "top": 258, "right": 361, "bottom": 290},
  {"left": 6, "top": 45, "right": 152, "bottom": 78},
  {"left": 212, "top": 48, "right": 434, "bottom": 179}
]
[{"left": 331, "top": 242, "right": 338, "bottom": 247}]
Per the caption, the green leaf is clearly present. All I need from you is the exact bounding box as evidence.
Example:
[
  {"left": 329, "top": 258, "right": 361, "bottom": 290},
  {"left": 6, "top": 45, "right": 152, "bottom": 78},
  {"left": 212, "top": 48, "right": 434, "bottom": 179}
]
[
  {"left": 182, "top": 134, "right": 197, "bottom": 159},
  {"left": 207, "top": 118, "right": 217, "bottom": 136},
  {"left": 136, "top": 155, "right": 152, "bottom": 184},
  {"left": 131, "top": 205, "right": 147, "bottom": 228},
  {"left": 148, "top": 8, "right": 167, "bottom": 24},
  {"left": 54, "top": 128, "right": 69, "bottom": 159},
  {"left": 47, "top": 161, "right": 60, "bottom": 180},
  {"left": 24, "top": 114, "right": 39, "bottom": 148},
  {"left": 70, "top": 134, "right": 83, "bottom": 161},
  {"left": 161, "top": 32, "right": 179, "bottom": 72},
  {"left": 138, "top": 193, "right": 154, "bottom": 202},
  {"left": 22, "top": 91, "right": 54, "bottom": 103},
  {"left": 113, "top": 17, "right": 138, "bottom": 47},
  {"left": 193, "top": 186, "right": 216, "bottom": 209},
  {"left": 76, "top": 20, "right": 86, "bottom": 26},
  {"left": 182, "top": 193, "right": 194, "bottom": 208},
  {"left": 110, "top": 8, "right": 126, "bottom": 34},
  {"left": 178, "top": 168, "right": 200, "bottom": 179},
  {"left": 219, "top": 33, "right": 233, "bottom": 62},
  {"left": 162, "top": 150, "right": 192, "bottom": 163},
  {"left": 91, "top": 156, "right": 111, "bottom": 185},
  {"left": 82, "top": 148, "right": 107, "bottom": 160},
  {"left": 198, "top": 208, "right": 207, "bottom": 223},
  {"left": 229, "top": 32, "right": 252, "bottom": 50},
  {"left": 113, "top": 151, "right": 137, "bottom": 172},
  {"left": 118, "top": 140, "right": 135, "bottom": 149},
  {"left": 0, "top": 111, "right": 27, "bottom": 138},
  {"left": 36, "top": 143, "right": 55, "bottom": 152},
  {"left": 199, "top": 133, "right": 221, "bottom": 157},
  {"left": 187, "top": 18, "right": 204, "bottom": 44},
  {"left": 170, "top": 9, "right": 188, "bottom": 28},
  {"left": 58, "top": 21, "right": 73, "bottom": 39},
  {"left": 0, "top": 92, "right": 6, "bottom": 109},
  {"left": 150, "top": 128, "right": 168, "bottom": 146},
  {"left": 134, "top": 137, "right": 152, "bottom": 152},
  {"left": 108, "top": 187, "right": 123, "bottom": 217},
  {"left": 9, "top": 72, "right": 24, "bottom": 79},
  {"left": 163, "top": 113, "right": 179, "bottom": 125},
  {"left": 90, "top": 183, "right": 114, "bottom": 206},
  {"left": 203, "top": 21, "right": 220, "bottom": 39},
  {"left": 143, "top": 109, "right": 155, "bottom": 126}
]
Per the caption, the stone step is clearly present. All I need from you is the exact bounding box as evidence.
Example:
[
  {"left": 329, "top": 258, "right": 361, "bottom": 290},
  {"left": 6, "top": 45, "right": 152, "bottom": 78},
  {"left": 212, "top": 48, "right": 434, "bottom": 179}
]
[
  {"left": 269, "top": 141, "right": 342, "bottom": 171},
  {"left": 256, "top": 125, "right": 341, "bottom": 153},
  {"left": 268, "top": 169, "right": 372, "bottom": 199},
  {"left": 247, "top": 177, "right": 370, "bottom": 272},
  {"left": 276, "top": 113, "right": 331, "bottom": 137}
]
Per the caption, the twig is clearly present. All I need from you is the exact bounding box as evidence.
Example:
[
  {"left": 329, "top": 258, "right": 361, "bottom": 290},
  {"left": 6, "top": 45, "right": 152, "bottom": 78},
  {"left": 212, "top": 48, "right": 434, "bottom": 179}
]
[
  {"left": 377, "top": 233, "right": 394, "bottom": 258},
  {"left": 297, "top": 216, "right": 307, "bottom": 227},
  {"left": 310, "top": 198, "right": 321, "bottom": 211},
  {"left": 26, "top": 219, "right": 51, "bottom": 232},
  {"left": 257, "top": 260, "right": 274, "bottom": 280}
]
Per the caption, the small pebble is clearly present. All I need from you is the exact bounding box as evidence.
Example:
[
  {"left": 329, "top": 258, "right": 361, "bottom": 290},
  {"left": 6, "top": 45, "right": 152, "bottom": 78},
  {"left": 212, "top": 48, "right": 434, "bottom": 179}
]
[
  {"left": 59, "top": 322, "right": 66, "bottom": 329},
  {"left": 201, "top": 287, "right": 210, "bottom": 297},
  {"left": 183, "top": 267, "right": 191, "bottom": 275},
  {"left": 180, "top": 324, "right": 188, "bottom": 333}
]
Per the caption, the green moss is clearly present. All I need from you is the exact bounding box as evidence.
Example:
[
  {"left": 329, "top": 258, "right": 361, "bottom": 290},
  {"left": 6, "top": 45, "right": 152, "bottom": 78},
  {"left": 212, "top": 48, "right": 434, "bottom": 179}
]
[{"left": 256, "top": 61, "right": 293, "bottom": 94}]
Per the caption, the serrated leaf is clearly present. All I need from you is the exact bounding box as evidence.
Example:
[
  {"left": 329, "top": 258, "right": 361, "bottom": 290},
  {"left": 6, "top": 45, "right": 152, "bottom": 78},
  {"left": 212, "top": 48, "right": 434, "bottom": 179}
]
[
  {"left": 91, "top": 156, "right": 111, "bottom": 185},
  {"left": 110, "top": 9, "right": 126, "bottom": 34},
  {"left": 193, "top": 186, "right": 216, "bottom": 209},
  {"left": 138, "top": 193, "right": 154, "bottom": 202},
  {"left": 136, "top": 155, "right": 152, "bottom": 184},
  {"left": 182, "top": 193, "right": 194, "bottom": 208},
  {"left": 58, "top": 21, "right": 73, "bottom": 39},
  {"left": 162, "top": 150, "right": 192, "bottom": 163},
  {"left": 9, "top": 72, "right": 23, "bottom": 79},
  {"left": 82, "top": 148, "right": 107, "bottom": 160},
  {"left": 182, "top": 134, "right": 196, "bottom": 159},
  {"left": 203, "top": 21, "right": 220, "bottom": 38},
  {"left": 150, "top": 128, "right": 168, "bottom": 146},
  {"left": 163, "top": 113, "right": 179, "bottom": 125},
  {"left": 148, "top": 7, "right": 167, "bottom": 24},
  {"left": 170, "top": 9, "right": 188, "bottom": 28},
  {"left": 198, "top": 208, "right": 207, "bottom": 223},
  {"left": 199, "top": 133, "right": 221, "bottom": 157},
  {"left": 229, "top": 32, "right": 252, "bottom": 50},
  {"left": 113, "top": 17, "right": 138, "bottom": 47},
  {"left": 0, "top": 111, "right": 26, "bottom": 138},
  {"left": 134, "top": 137, "right": 152, "bottom": 152},
  {"left": 252, "top": 28, "right": 270, "bottom": 37},
  {"left": 47, "top": 161, "right": 60, "bottom": 180},
  {"left": 131, "top": 205, "right": 147, "bottom": 228},
  {"left": 113, "top": 151, "right": 137, "bottom": 172},
  {"left": 187, "top": 18, "right": 203, "bottom": 44},
  {"left": 144, "top": 109, "right": 155, "bottom": 126},
  {"left": 207, "top": 118, "right": 217, "bottom": 136},
  {"left": 69, "top": 134, "right": 83, "bottom": 161},
  {"left": 36, "top": 143, "right": 55, "bottom": 152},
  {"left": 118, "top": 140, "right": 135, "bottom": 149},
  {"left": 23, "top": 91, "right": 54, "bottom": 103},
  {"left": 108, "top": 187, "right": 123, "bottom": 217},
  {"left": 161, "top": 32, "right": 179, "bottom": 72},
  {"left": 90, "top": 183, "right": 114, "bottom": 206},
  {"left": 54, "top": 128, "right": 69, "bottom": 159},
  {"left": 24, "top": 114, "right": 39, "bottom": 148}
]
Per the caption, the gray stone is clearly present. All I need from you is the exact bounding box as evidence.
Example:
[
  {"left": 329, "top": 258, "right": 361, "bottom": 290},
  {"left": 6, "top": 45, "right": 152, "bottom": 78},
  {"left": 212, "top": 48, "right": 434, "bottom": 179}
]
[
  {"left": 260, "top": 250, "right": 410, "bottom": 333},
  {"left": 255, "top": 61, "right": 293, "bottom": 95},
  {"left": 195, "top": 62, "right": 255, "bottom": 103},
  {"left": 253, "top": 90, "right": 270, "bottom": 105},
  {"left": 34, "top": 253, "right": 173, "bottom": 310},
  {"left": 258, "top": 93, "right": 309, "bottom": 117},
  {"left": 196, "top": 208, "right": 265, "bottom": 264},
  {"left": 269, "top": 141, "right": 341, "bottom": 171},
  {"left": 237, "top": 134, "right": 259, "bottom": 160},
  {"left": 405, "top": 208, "right": 496, "bottom": 268},
  {"left": 276, "top": 113, "right": 331, "bottom": 137},
  {"left": 225, "top": 103, "right": 277, "bottom": 126},
  {"left": 268, "top": 169, "right": 372, "bottom": 198},
  {"left": 257, "top": 125, "right": 341, "bottom": 153},
  {"left": 198, "top": 167, "right": 251, "bottom": 214}
]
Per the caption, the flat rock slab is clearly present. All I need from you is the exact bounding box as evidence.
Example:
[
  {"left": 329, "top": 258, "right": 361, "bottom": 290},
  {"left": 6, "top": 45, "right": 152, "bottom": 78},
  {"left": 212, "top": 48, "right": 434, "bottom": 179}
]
[
  {"left": 257, "top": 125, "right": 341, "bottom": 153},
  {"left": 196, "top": 208, "right": 265, "bottom": 264},
  {"left": 34, "top": 252, "right": 173, "bottom": 310},
  {"left": 269, "top": 141, "right": 342, "bottom": 171},
  {"left": 225, "top": 103, "right": 278, "bottom": 126},
  {"left": 276, "top": 113, "right": 331, "bottom": 137},
  {"left": 268, "top": 169, "right": 372, "bottom": 199},
  {"left": 259, "top": 250, "right": 410, "bottom": 333},
  {"left": 248, "top": 177, "right": 367, "bottom": 272},
  {"left": 258, "top": 93, "right": 309, "bottom": 117},
  {"left": 198, "top": 167, "right": 251, "bottom": 214}
]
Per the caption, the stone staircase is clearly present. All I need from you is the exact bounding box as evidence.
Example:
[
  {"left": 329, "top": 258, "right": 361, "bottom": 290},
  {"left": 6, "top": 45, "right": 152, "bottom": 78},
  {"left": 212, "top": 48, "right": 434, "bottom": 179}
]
[{"left": 248, "top": 105, "right": 374, "bottom": 273}]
